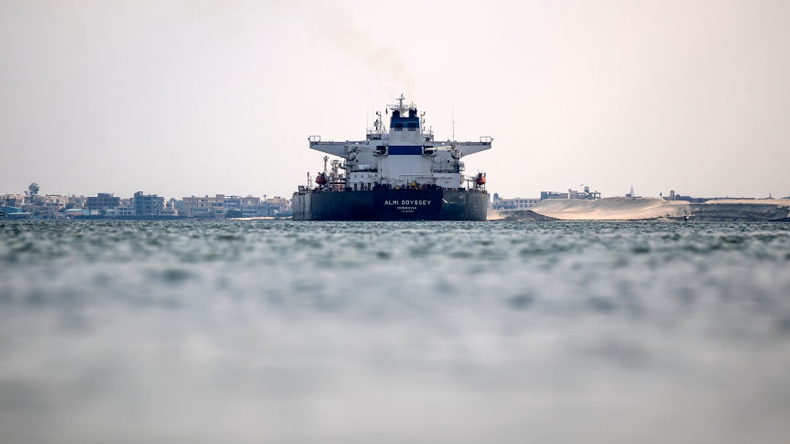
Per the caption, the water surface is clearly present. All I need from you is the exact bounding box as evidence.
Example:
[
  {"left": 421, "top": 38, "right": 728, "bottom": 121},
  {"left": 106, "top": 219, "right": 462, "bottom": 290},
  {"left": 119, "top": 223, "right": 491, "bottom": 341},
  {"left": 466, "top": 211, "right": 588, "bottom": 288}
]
[{"left": 2, "top": 220, "right": 790, "bottom": 443}]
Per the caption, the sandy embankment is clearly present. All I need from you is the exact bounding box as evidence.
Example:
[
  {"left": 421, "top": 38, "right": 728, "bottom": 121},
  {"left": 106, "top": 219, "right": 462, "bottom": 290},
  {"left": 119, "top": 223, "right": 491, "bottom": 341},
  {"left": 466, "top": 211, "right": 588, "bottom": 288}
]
[
  {"left": 497, "top": 197, "right": 790, "bottom": 222},
  {"left": 489, "top": 210, "right": 559, "bottom": 221},
  {"left": 529, "top": 197, "right": 690, "bottom": 221},
  {"left": 688, "top": 199, "right": 790, "bottom": 221}
]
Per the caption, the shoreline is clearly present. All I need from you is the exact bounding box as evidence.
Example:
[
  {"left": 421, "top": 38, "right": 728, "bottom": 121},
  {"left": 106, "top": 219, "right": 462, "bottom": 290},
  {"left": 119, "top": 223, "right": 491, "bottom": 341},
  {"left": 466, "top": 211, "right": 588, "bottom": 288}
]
[{"left": 492, "top": 197, "right": 790, "bottom": 222}]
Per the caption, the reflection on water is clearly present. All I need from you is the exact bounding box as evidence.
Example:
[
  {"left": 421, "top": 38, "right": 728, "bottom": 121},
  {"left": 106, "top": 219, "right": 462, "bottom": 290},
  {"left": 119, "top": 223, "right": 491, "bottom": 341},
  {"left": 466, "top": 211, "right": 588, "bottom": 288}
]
[{"left": 1, "top": 220, "right": 790, "bottom": 443}]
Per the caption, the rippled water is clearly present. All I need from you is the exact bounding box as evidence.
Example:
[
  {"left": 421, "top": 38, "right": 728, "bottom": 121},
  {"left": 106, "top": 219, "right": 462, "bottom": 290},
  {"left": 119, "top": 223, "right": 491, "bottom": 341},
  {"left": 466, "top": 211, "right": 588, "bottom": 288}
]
[{"left": 2, "top": 220, "right": 790, "bottom": 443}]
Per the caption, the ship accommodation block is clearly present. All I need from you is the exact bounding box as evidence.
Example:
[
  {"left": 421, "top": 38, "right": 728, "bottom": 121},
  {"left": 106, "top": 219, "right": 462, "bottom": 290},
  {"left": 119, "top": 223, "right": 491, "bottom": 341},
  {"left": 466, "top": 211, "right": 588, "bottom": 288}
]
[{"left": 308, "top": 99, "right": 491, "bottom": 190}]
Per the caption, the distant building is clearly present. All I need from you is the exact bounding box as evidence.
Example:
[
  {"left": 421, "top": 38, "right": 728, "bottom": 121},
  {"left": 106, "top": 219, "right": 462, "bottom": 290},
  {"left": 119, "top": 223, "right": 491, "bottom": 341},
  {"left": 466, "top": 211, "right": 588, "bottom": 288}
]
[
  {"left": 240, "top": 196, "right": 262, "bottom": 217},
  {"left": 625, "top": 185, "right": 640, "bottom": 199},
  {"left": 541, "top": 191, "right": 568, "bottom": 200},
  {"left": 541, "top": 185, "right": 601, "bottom": 201},
  {"left": 181, "top": 195, "right": 207, "bottom": 217},
  {"left": 105, "top": 203, "right": 134, "bottom": 217},
  {"left": 663, "top": 190, "right": 705, "bottom": 203},
  {"left": 224, "top": 196, "right": 242, "bottom": 212},
  {"left": 2, "top": 194, "right": 27, "bottom": 207},
  {"left": 133, "top": 191, "right": 164, "bottom": 216},
  {"left": 182, "top": 195, "right": 219, "bottom": 217},
  {"left": 161, "top": 200, "right": 178, "bottom": 216},
  {"left": 107, "top": 198, "right": 134, "bottom": 216},
  {"left": 0, "top": 206, "right": 21, "bottom": 214},
  {"left": 86, "top": 193, "right": 121, "bottom": 212},
  {"left": 1, "top": 206, "right": 33, "bottom": 220},
  {"left": 181, "top": 194, "right": 285, "bottom": 217},
  {"left": 265, "top": 196, "right": 292, "bottom": 216},
  {"left": 22, "top": 195, "right": 67, "bottom": 218},
  {"left": 168, "top": 198, "right": 184, "bottom": 214},
  {"left": 67, "top": 195, "right": 87, "bottom": 209},
  {"left": 492, "top": 194, "right": 540, "bottom": 211}
]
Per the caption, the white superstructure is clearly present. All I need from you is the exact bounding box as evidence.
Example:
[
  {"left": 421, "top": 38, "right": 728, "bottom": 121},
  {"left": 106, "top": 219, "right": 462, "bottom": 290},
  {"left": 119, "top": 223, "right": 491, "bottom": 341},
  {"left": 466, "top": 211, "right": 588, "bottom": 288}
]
[{"left": 308, "top": 95, "right": 492, "bottom": 191}]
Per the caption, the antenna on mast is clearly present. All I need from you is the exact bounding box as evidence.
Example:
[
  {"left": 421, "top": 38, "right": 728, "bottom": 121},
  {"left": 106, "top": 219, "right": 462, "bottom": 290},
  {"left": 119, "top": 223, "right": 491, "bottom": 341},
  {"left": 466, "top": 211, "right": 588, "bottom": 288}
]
[{"left": 449, "top": 105, "right": 460, "bottom": 142}]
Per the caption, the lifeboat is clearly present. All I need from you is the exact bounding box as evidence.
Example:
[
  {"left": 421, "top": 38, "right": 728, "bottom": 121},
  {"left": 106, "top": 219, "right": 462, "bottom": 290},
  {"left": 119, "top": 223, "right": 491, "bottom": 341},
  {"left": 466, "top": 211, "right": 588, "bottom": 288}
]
[{"left": 475, "top": 173, "right": 486, "bottom": 186}]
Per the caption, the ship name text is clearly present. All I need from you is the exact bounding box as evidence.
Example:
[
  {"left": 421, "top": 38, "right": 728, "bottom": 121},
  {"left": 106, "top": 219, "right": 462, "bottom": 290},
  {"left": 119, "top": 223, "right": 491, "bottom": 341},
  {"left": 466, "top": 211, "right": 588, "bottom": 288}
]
[{"left": 384, "top": 200, "right": 432, "bottom": 206}]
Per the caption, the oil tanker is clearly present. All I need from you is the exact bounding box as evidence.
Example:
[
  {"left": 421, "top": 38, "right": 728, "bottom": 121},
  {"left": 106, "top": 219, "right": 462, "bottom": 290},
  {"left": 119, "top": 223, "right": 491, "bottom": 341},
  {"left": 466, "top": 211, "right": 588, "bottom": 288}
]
[{"left": 292, "top": 95, "right": 492, "bottom": 221}]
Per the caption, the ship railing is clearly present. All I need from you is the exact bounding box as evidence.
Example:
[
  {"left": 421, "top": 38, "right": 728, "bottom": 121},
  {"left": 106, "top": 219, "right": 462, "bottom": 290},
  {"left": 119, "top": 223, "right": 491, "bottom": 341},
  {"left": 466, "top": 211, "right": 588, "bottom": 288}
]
[{"left": 300, "top": 182, "right": 488, "bottom": 194}]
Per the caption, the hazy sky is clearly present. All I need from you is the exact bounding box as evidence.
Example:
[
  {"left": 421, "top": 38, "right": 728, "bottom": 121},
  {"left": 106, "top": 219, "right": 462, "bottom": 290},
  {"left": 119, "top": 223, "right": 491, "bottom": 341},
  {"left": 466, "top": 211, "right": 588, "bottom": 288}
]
[{"left": 1, "top": 0, "right": 789, "bottom": 199}]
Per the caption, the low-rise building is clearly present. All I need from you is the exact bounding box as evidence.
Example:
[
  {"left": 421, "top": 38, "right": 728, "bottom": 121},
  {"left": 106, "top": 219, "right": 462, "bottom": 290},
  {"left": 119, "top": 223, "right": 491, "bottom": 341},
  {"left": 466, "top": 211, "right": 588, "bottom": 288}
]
[
  {"left": 541, "top": 186, "right": 601, "bottom": 201},
  {"left": 22, "top": 195, "right": 67, "bottom": 218},
  {"left": 86, "top": 193, "right": 121, "bottom": 212},
  {"left": 492, "top": 194, "right": 540, "bottom": 211},
  {"left": 265, "top": 196, "right": 292, "bottom": 216},
  {"left": 67, "top": 195, "right": 87, "bottom": 209},
  {"left": 1, "top": 194, "right": 27, "bottom": 207},
  {"left": 105, "top": 205, "right": 134, "bottom": 217},
  {"left": 181, "top": 194, "right": 274, "bottom": 217},
  {"left": 161, "top": 200, "right": 178, "bottom": 216},
  {"left": 182, "top": 195, "right": 213, "bottom": 217},
  {"left": 133, "top": 191, "right": 164, "bottom": 216},
  {"left": 1, "top": 206, "right": 33, "bottom": 220},
  {"left": 662, "top": 190, "right": 707, "bottom": 203},
  {"left": 168, "top": 198, "right": 184, "bottom": 215}
]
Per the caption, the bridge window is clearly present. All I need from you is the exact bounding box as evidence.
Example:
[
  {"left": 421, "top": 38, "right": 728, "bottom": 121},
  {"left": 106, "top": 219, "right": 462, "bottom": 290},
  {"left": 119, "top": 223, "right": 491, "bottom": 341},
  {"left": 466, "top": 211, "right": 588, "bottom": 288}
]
[{"left": 390, "top": 116, "right": 418, "bottom": 132}]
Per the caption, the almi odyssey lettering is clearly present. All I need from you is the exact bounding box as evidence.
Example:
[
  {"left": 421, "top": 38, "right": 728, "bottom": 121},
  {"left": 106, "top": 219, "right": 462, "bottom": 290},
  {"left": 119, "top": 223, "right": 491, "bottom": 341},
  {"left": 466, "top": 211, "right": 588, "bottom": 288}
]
[{"left": 383, "top": 200, "right": 432, "bottom": 206}]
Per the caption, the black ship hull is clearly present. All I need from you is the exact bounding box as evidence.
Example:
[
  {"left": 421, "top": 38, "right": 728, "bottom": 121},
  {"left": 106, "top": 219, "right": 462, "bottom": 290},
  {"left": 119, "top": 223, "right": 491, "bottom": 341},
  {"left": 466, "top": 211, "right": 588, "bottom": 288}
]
[{"left": 292, "top": 189, "right": 488, "bottom": 221}]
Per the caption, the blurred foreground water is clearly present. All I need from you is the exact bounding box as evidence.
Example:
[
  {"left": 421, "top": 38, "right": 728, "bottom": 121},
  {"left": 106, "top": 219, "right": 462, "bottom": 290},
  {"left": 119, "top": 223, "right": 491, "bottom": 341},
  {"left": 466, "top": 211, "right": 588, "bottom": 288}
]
[{"left": 1, "top": 220, "right": 790, "bottom": 444}]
